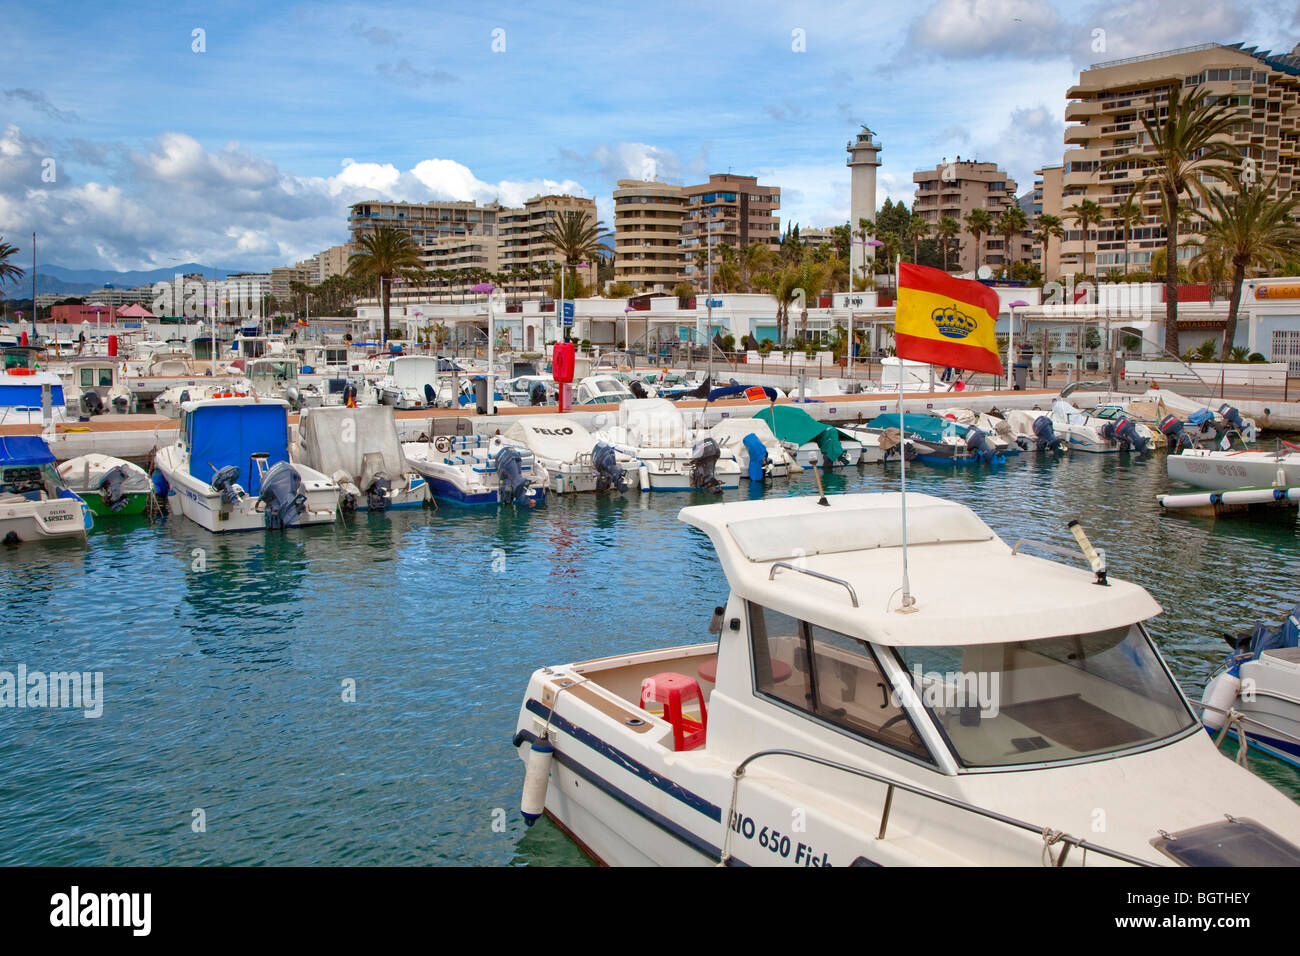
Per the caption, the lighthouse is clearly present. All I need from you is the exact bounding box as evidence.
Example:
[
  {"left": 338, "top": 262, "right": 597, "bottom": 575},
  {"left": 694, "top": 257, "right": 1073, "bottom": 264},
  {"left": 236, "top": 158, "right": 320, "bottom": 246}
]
[{"left": 846, "top": 126, "right": 882, "bottom": 288}]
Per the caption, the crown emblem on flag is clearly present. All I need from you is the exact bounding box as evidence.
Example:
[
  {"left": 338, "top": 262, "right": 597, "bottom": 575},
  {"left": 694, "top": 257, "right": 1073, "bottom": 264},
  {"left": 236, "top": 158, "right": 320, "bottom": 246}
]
[{"left": 931, "top": 305, "right": 977, "bottom": 340}]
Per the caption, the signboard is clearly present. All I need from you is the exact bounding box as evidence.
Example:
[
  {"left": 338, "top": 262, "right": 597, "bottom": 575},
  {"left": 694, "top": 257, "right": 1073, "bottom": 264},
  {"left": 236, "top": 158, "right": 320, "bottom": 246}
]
[
  {"left": 707, "top": 298, "right": 723, "bottom": 308},
  {"left": 562, "top": 302, "right": 574, "bottom": 319},
  {"left": 1256, "top": 284, "right": 1300, "bottom": 300}
]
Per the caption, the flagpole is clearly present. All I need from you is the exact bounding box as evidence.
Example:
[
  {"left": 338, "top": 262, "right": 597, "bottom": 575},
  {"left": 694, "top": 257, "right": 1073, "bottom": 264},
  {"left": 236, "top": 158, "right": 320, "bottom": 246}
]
[{"left": 896, "top": 255, "right": 915, "bottom": 611}]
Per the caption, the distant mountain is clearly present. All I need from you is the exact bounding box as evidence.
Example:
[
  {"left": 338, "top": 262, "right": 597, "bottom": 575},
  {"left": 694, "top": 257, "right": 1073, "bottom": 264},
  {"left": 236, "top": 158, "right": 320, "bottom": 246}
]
[{"left": 35, "top": 263, "right": 246, "bottom": 287}]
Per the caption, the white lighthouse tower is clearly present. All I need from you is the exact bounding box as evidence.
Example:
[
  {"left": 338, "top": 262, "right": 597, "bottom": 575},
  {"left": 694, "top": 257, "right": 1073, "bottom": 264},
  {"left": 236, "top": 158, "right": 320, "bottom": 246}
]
[{"left": 846, "top": 126, "right": 882, "bottom": 288}]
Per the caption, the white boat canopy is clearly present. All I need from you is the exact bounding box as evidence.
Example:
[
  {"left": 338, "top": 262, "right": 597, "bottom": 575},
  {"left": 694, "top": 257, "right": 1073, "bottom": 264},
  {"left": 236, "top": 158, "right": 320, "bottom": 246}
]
[{"left": 681, "top": 492, "right": 1160, "bottom": 647}]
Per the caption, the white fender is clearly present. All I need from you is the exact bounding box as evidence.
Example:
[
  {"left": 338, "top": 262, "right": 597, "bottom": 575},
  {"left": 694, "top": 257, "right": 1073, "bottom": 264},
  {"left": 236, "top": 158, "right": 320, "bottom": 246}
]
[
  {"left": 1202, "top": 672, "right": 1241, "bottom": 732},
  {"left": 521, "top": 734, "right": 554, "bottom": 826}
]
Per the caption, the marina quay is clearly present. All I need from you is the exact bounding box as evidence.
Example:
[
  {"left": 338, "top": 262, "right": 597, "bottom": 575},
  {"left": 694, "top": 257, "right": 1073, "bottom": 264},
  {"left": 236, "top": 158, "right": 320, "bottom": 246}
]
[{"left": 3, "top": 3, "right": 1300, "bottom": 929}]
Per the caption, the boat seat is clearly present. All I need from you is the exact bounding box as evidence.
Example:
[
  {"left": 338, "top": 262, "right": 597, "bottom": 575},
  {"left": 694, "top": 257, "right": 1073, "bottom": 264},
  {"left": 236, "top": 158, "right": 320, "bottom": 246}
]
[{"left": 640, "top": 672, "right": 707, "bottom": 751}]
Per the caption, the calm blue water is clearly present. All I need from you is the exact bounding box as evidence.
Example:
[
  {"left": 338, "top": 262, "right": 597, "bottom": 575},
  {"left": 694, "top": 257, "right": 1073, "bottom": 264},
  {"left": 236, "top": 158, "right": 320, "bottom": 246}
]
[{"left": 2, "top": 448, "right": 1298, "bottom": 866}]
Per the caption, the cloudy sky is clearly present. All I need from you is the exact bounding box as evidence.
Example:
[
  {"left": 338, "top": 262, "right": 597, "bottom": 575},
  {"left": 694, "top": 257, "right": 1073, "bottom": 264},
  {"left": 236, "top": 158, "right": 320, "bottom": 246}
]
[{"left": 2, "top": 0, "right": 1297, "bottom": 275}]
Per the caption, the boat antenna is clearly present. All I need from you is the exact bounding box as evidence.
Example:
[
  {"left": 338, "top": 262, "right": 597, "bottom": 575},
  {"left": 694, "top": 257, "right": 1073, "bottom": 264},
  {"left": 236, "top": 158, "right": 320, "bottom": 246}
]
[{"left": 895, "top": 255, "right": 916, "bottom": 613}]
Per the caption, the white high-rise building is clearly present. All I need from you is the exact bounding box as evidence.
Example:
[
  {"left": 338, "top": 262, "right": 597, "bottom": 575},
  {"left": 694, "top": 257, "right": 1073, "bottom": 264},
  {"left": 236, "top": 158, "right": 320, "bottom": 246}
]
[{"left": 846, "top": 126, "right": 882, "bottom": 286}]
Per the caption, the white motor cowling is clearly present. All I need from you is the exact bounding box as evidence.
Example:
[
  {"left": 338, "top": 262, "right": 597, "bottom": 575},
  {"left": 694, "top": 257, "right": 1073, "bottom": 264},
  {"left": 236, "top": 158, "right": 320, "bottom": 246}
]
[
  {"left": 1202, "top": 672, "right": 1241, "bottom": 731},
  {"left": 521, "top": 733, "right": 554, "bottom": 827}
]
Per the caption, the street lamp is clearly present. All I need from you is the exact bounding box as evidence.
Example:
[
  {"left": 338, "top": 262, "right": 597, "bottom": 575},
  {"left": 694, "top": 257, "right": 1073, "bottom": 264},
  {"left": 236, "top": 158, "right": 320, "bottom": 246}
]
[
  {"left": 623, "top": 307, "right": 635, "bottom": 359},
  {"left": 1008, "top": 299, "right": 1029, "bottom": 390},
  {"left": 471, "top": 282, "right": 496, "bottom": 415},
  {"left": 203, "top": 300, "right": 218, "bottom": 376}
]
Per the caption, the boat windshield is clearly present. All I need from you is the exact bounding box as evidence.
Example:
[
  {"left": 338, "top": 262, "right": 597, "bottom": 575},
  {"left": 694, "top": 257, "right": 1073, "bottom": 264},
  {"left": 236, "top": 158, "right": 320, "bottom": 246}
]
[{"left": 895, "top": 625, "right": 1196, "bottom": 768}]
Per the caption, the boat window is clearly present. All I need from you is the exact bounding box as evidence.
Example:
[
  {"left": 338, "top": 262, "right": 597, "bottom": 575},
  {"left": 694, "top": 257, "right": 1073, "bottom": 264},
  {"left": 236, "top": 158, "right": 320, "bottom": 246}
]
[
  {"left": 748, "top": 603, "right": 934, "bottom": 763},
  {"left": 80, "top": 369, "right": 94, "bottom": 387},
  {"left": 98, "top": 368, "right": 114, "bottom": 387},
  {"left": 894, "top": 625, "right": 1197, "bottom": 769}
]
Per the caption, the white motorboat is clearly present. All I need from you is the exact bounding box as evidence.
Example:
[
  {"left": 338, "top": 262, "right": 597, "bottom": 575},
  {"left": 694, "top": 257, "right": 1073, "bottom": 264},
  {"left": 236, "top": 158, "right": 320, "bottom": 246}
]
[
  {"left": 514, "top": 492, "right": 1300, "bottom": 866},
  {"left": 575, "top": 374, "right": 636, "bottom": 406},
  {"left": 1166, "top": 442, "right": 1300, "bottom": 491},
  {"left": 1000, "top": 409, "right": 1066, "bottom": 453},
  {"left": 246, "top": 357, "right": 322, "bottom": 409},
  {"left": 62, "top": 360, "right": 134, "bottom": 415},
  {"left": 1200, "top": 600, "right": 1300, "bottom": 769},
  {"left": 1, "top": 349, "right": 71, "bottom": 427},
  {"left": 0, "top": 436, "right": 94, "bottom": 544},
  {"left": 1050, "top": 399, "right": 1154, "bottom": 453},
  {"left": 402, "top": 433, "right": 546, "bottom": 507},
  {"left": 700, "top": 418, "right": 799, "bottom": 480},
  {"left": 373, "top": 355, "right": 450, "bottom": 409},
  {"left": 57, "top": 454, "right": 153, "bottom": 517},
  {"left": 152, "top": 398, "right": 339, "bottom": 532},
  {"left": 503, "top": 416, "right": 634, "bottom": 494},
  {"left": 154, "top": 379, "right": 252, "bottom": 419},
  {"left": 595, "top": 398, "right": 741, "bottom": 492},
  {"left": 295, "top": 405, "right": 428, "bottom": 510},
  {"left": 754, "top": 405, "right": 863, "bottom": 469}
]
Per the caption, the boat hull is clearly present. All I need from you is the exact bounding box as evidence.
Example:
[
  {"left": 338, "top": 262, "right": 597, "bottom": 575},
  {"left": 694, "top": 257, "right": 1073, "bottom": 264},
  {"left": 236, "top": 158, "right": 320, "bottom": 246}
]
[
  {"left": 0, "top": 497, "right": 92, "bottom": 542},
  {"left": 1167, "top": 450, "right": 1300, "bottom": 490}
]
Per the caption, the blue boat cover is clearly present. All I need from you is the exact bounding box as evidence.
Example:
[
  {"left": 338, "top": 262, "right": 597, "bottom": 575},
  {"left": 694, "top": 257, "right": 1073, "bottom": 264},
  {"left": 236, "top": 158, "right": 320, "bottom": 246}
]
[
  {"left": 868, "top": 412, "right": 965, "bottom": 443},
  {"left": 186, "top": 403, "right": 289, "bottom": 496},
  {"left": 1188, "top": 408, "right": 1214, "bottom": 426},
  {"left": 0, "top": 383, "right": 66, "bottom": 407},
  {"left": 0, "top": 435, "right": 55, "bottom": 466}
]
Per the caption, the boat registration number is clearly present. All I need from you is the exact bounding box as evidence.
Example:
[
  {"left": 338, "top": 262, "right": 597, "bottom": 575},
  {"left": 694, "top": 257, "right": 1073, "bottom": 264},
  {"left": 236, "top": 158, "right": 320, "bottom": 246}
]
[
  {"left": 728, "top": 810, "right": 831, "bottom": 866},
  {"left": 1182, "top": 461, "right": 1247, "bottom": 478}
]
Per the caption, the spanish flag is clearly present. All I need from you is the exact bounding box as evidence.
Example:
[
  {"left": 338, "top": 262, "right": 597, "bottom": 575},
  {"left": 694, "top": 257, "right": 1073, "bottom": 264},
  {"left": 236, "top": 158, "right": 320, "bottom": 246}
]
[{"left": 895, "top": 263, "right": 1004, "bottom": 376}]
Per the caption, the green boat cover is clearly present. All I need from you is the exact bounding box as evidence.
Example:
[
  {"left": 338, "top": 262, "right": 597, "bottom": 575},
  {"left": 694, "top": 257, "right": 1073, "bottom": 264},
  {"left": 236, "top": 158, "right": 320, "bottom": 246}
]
[{"left": 756, "top": 405, "right": 844, "bottom": 463}]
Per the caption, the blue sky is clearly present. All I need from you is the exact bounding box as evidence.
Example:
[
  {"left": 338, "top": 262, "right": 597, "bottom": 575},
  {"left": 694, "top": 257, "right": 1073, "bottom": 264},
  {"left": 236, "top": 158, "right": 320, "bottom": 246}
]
[{"left": 2, "top": 0, "right": 1297, "bottom": 274}]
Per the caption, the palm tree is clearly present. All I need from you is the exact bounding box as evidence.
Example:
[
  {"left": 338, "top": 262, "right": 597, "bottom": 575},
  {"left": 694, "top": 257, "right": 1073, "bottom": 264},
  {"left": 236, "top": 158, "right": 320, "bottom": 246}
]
[
  {"left": 1064, "top": 199, "right": 1103, "bottom": 282},
  {"left": 347, "top": 226, "right": 423, "bottom": 342},
  {"left": 1194, "top": 174, "right": 1300, "bottom": 358},
  {"left": 742, "top": 242, "right": 777, "bottom": 292},
  {"left": 935, "top": 216, "right": 961, "bottom": 272},
  {"left": 1114, "top": 194, "right": 1145, "bottom": 277},
  {"left": 539, "top": 211, "right": 611, "bottom": 299},
  {"left": 995, "top": 206, "right": 1029, "bottom": 277},
  {"left": 1032, "top": 214, "right": 1064, "bottom": 282},
  {"left": 1, "top": 238, "right": 27, "bottom": 289},
  {"left": 963, "top": 209, "right": 993, "bottom": 272},
  {"left": 1100, "top": 84, "right": 1240, "bottom": 356},
  {"left": 1189, "top": 235, "right": 1231, "bottom": 304},
  {"left": 904, "top": 216, "right": 929, "bottom": 264}
]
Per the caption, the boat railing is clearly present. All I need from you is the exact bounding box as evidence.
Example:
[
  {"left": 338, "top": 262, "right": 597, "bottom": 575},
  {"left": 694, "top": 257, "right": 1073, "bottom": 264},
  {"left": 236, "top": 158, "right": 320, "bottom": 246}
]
[
  {"left": 722, "top": 748, "right": 1156, "bottom": 867},
  {"left": 768, "top": 563, "right": 859, "bottom": 607}
]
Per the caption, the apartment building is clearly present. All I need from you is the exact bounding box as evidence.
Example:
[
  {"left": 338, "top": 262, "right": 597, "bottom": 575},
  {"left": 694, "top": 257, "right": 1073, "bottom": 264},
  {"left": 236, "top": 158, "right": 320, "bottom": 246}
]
[
  {"left": 912, "top": 159, "right": 1032, "bottom": 272},
  {"left": 1031, "top": 165, "right": 1065, "bottom": 278},
  {"left": 1061, "top": 41, "right": 1300, "bottom": 277},
  {"left": 498, "top": 194, "right": 599, "bottom": 294},
  {"left": 612, "top": 180, "right": 688, "bottom": 289},
  {"left": 681, "top": 174, "right": 780, "bottom": 282}
]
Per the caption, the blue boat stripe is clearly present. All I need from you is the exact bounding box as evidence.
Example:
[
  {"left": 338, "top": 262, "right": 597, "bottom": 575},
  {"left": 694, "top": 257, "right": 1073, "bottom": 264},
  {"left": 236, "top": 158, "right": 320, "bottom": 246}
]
[
  {"left": 515, "top": 727, "right": 727, "bottom": 863},
  {"left": 525, "top": 698, "right": 723, "bottom": 823}
]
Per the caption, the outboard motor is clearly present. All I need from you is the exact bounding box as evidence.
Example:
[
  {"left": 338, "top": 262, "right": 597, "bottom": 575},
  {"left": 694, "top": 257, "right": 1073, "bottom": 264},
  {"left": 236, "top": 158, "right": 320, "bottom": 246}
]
[
  {"left": 529, "top": 381, "right": 548, "bottom": 406},
  {"left": 964, "top": 425, "right": 1001, "bottom": 464},
  {"left": 688, "top": 438, "right": 724, "bottom": 493},
  {"left": 258, "top": 461, "right": 307, "bottom": 529},
  {"left": 741, "top": 432, "right": 769, "bottom": 482},
  {"left": 81, "top": 391, "right": 104, "bottom": 417},
  {"left": 284, "top": 385, "right": 303, "bottom": 411},
  {"left": 1159, "top": 414, "right": 1193, "bottom": 449},
  {"left": 332, "top": 470, "right": 361, "bottom": 513},
  {"left": 96, "top": 465, "right": 132, "bottom": 512},
  {"left": 423, "top": 383, "right": 437, "bottom": 408},
  {"left": 592, "top": 441, "right": 627, "bottom": 493},
  {"left": 112, "top": 395, "right": 130, "bottom": 414},
  {"left": 211, "top": 465, "right": 244, "bottom": 505},
  {"left": 1031, "top": 415, "right": 1062, "bottom": 452},
  {"left": 359, "top": 451, "right": 391, "bottom": 510},
  {"left": 1107, "top": 416, "right": 1149, "bottom": 453},
  {"left": 630, "top": 380, "right": 649, "bottom": 399},
  {"left": 495, "top": 446, "right": 533, "bottom": 507},
  {"left": 1219, "top": 404, "right": 1247, "bottom": 434}
]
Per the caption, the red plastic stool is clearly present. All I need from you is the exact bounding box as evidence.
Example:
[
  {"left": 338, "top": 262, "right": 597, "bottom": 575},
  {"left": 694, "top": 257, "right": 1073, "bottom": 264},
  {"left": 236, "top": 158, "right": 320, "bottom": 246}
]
[{"left": 640, "top": 672, "right": 707, "bottom": 751}]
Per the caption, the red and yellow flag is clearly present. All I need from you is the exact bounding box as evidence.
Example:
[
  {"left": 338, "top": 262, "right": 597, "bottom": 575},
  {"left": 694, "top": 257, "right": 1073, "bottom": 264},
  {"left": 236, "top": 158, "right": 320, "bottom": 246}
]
[{"left": 895, "top": 263, "right": 1004, "bottom": 376}]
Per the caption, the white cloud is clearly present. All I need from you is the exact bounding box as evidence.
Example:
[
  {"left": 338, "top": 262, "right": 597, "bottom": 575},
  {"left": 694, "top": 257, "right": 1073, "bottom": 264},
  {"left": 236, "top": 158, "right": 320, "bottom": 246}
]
[
  {"left": 1070, "top": 0, "right": 1252, "bottom": 66},
  {"left": 907, "top": 0, "right": 1066, "bottom": 59}
]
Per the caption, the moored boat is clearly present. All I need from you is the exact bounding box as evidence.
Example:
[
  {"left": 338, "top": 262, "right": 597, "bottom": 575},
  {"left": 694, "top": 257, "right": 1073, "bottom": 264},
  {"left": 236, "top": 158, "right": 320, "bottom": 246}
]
[
  {"left": 0, "top": 436, "right": 94, "bottom": 543},
  {"left": 57, "top": 454, "right": 153, "bottom": 516}
]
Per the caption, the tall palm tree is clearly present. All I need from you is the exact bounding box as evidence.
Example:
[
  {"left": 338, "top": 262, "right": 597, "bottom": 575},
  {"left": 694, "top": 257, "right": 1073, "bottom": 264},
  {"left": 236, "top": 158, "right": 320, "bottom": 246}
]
[
  {"left": 995, "top": 206, "right": 1029, "bottom": 278},
  {"left": 1194, "top": 174, "right": 1300, "bottom": 358},
  {"left": 742, "top": 242, "right": 777, "bottom": 292},
  {"left": 1114, "top": 194, "right": 1145, "bottom": 277},
  {"left": 1100, "top": 84, "right": 1240, "bottom": 356},
  {"left": 347, "top": 226, "right": 423, "bottom": 342},
  {"left": 963, "top": 209, "right": 992, "bottom": 272},
  {"left": 0, "top": 238, "right": 26, "bottom": 290},
  {"left": 904, "top": 215, "right": 929, "bottom": 264},
  {"left": 539, "top": 211, "right": 611, "bottom": 299},
  {"left": 1064, "top": 199, "right": 1103, "bottom": 282},
  {"left": 1032, "top": 214, "right": 1064, "bottom": 282},
  {"left": 935, "top": 216, "right": 961, "bottom": 272}
]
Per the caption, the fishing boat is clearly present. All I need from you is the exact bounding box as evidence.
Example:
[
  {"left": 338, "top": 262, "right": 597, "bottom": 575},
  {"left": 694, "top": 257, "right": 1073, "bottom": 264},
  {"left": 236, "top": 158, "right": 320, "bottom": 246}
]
[
  {"left": 63, "top": 360, "right": 134, "bottom": 415},
  {"left": 754, "top": 405, "right": 862, "bottom": 469},
  {"left": 152, "top": 398, "right": 339, "bottom": 532},
  {"left": 503, "top": 416, "right": 634, "bottom": 494},
  {"left": 402, "top": 433, "right": 546, "bottom": 507},
  {"left": 57, "top": 454, "right": 153, "bottom": 516},
  {"left": 513, "top": 492, "right": 1300, "bottom": 866},
  {"left": 0, "top": 436, "right": 94, "bottom": 543},
  {"left": 594, "top": 398, "right": 741, "bottom": 492},
  {"left": 866, "top": 413, "right": 1005, "bottom": 467},
  {"left": 295, "top": 405, "right": 428, "bottom": 510},
  {"left": 1200, "top": 600, "right": 1300, "bottom": 768}
]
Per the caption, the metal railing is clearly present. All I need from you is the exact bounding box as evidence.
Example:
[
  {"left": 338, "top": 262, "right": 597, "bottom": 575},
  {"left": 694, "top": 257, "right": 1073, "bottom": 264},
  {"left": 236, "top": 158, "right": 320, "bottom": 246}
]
[
  {"left": 721, "top": 748, "right": 1156, "bottom": 867},
  {"left": 768, "top": 563, "right": 859, "bottom": 607}
]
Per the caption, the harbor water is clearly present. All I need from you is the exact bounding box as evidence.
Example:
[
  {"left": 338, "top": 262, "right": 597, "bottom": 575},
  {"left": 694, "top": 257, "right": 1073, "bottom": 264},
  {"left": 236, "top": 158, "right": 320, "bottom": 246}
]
[{"left": 2, "top": 450, "right": 1298, "bottom": 866}]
